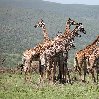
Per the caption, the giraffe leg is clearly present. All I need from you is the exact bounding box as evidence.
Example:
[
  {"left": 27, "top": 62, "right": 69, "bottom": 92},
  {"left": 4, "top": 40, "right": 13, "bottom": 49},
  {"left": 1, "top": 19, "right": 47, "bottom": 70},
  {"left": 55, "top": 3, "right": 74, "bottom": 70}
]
[
  {"left": 58, "top": 58, "right": 62, "bottom": 83},
  {"left": 90, "top": 68, "right": 96, "bottom": 83},
  {"left": 24, "top": 66, "right": 28, "bottom": 82},
  {"left": 73, "top": 57, "right": 81, "bottom": 81},
  {"left": 73, "top": 66, "right": 78, "bottom": 81},
  {"left": 96, "top": 69, "right": 98, "bottom": 84},
  {"left": 82, "top": 64, "right": 87, "bottom": 83},
  {"left": 39, "top": 71, "right": 44, "bottom": 84},
  {"left": 67, "top": 70, "right": 71, "bottom": 84},
  {"left": 49, "top": 67, "right": 55, "bottom": 84},
  {"left": 77, "top": 66, "right": 82, "bottom": 81},
  {"left": 24, "top": 71, "right": 27, "bottom": 81},
  {"left": 80, "top": 69, "right": 86, "bottom": 83},
  {"left": 64, "top": 66, "right": 66, "bottom": 83},
  {"left": 54, "top": 61, "right": 56, "bottom": 82},
  {"left": 52, "top": 65, "right": 56, "bottom": 83},
  {"left": 79, "top": 62, "right": 86, "bottom": 82},
  {"left": 96, "top": 65, "right": 99, "bottom": 84},
  {"left": 83, "top": 68, "right": 86, "bottom": 82}
]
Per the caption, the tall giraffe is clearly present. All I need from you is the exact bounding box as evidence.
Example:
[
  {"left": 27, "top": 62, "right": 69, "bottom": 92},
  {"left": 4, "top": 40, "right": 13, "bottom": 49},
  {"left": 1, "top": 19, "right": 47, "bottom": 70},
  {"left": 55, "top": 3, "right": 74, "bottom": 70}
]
[
  {"left": 45, "top": 18, "right": 81, "bottom": 83},
  {"left": 34, "top": 18, "right": 79, "bottom": 83},
  {"left": 22, "top": 19, "right": 51, "bottom": 81},
  {"left": 42, "top": 21, "right": 86, "bottom": 83},
  {"left": 37, "top": 18, "right": 79, "bottom": 83},
  {"left": 74, "top": 36, "right": 99, "bottom": 82},
  {"left": 34, "top": 19, "right": 50, "bottom": 42},
  {"left": 22, "top": 18, "right": 86, "bottom": 83},
  {"left": 60, "top": 22, "right": 86, "bottom": 83}
]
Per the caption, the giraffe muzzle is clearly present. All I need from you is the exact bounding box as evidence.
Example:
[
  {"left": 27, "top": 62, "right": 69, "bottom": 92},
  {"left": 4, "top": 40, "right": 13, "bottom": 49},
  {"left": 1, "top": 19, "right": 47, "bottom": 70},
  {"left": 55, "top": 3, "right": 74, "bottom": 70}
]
[{"left": 34, "top": 25, "right": 37, "bottom": 28}]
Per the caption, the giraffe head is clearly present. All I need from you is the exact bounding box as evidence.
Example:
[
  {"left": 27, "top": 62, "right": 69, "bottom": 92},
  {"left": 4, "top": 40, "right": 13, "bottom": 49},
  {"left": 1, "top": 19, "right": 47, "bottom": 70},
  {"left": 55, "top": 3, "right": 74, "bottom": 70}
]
[
  {"left": 34, "top": 19, "right": 45, "bottom": 28},
  {"left": 72, "top": 22, "right": 86, "bottom": 37},
  {"left": 34, "top": 19, "right": 49, "bottom": 41},
  {"left": 76, "top": 23, "right": 86, "bottom": 34},
  {"left": 67, "top": 18, "right": 78, "bottom": 28}
]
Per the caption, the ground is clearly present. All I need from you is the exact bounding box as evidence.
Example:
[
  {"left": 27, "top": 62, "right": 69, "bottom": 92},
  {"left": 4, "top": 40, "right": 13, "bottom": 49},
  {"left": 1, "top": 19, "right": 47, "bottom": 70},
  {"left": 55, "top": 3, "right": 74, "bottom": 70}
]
[{"left": 0, "top": 72, "right": 99, "bottom": 99}]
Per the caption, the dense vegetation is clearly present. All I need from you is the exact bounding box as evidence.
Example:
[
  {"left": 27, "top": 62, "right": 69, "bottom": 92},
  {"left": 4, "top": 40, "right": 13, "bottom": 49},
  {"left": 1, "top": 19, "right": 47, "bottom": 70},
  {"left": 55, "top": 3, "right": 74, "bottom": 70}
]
[{"left": 0, "top": 0, "right": 99, "bottom": 67}]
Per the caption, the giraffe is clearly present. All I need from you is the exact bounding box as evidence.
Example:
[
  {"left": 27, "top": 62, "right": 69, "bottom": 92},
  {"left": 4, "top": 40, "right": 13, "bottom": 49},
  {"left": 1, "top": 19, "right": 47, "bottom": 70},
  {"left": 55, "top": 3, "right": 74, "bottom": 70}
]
[
  {"left": 34, "top": 19, "right": 50, "bottom": 42},
  {"left": 43, "top": 21, "right": 86, "bottom": 83},
  {"left": 43, "top": 18, "right": 80, "bottom": 83},
  {"left": 88, "top": 46, "right": 99, "bottom": 83},
  {"left": 22, "top": 19, "right": 51, "bottom": 81},
  {"left": 32, "top": 18, "right": 79, "bottom": 83},
  {"left": 34, "top": 18, "right": 76, "bottom": 83},
  {"left": 46, "top": 20, "right": 85, "bottom": 83},
  {"left": 60, "top": 22, "right": 86, "bottom": 83},
  {"left": 22, "top": 18, "right": 86, "bottom": 83},
  {"left": 74, "top": 36, "right": 99, "bottom": 82}
]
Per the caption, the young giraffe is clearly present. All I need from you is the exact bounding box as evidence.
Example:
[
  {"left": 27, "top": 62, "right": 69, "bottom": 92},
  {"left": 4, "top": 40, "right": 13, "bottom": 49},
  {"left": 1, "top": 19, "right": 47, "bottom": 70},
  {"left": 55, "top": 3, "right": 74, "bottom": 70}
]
[{"left": 74, "top": 36, "right": 99, "bottom": 82}]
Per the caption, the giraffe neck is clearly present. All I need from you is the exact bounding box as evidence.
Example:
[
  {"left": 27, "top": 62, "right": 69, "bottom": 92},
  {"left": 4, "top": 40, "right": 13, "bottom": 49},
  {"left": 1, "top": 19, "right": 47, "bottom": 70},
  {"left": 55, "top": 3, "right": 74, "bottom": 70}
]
[
  {"left": 64, "top": 23, "right": 71, "bottom": 36},
  {"left": 65, "top": 27, "right": 77, "bottom": 41},
  {"left": 91, "top": 38, "right": 99, "bottom": 46},
  {"left": 42, "top": 26, "right": 49, "bottom": 42},
  {"left": 84, "top": 37, "right": 99, "bottom": 54},
  {"left": 77, "top": 39, "right": 98, "bottom": 59}
]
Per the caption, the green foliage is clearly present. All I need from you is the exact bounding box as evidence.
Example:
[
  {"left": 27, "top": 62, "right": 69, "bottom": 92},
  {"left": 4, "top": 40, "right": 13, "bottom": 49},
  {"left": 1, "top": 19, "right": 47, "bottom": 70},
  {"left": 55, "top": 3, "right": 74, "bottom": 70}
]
[
  {"left": 0, "top": 73, "right": 99, "bottom": 99},
  {"left": 0, "top": 53, "right": 21, "bottom": 67},
  {"left": 0, "top": 0, "right": 99, "bottom": 67}
]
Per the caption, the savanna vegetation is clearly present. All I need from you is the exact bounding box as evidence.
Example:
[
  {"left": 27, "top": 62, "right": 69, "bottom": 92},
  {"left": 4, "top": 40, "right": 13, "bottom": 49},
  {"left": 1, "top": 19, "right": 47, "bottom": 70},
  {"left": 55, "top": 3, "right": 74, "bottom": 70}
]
[
  {"left": 0, "top": 0, "right": 99, "bottom": 98},
  {"left": 0, "top": 0, "right": 99, "bottom": 67},
  {"left": 0, "top": 72, "right": 99, "bottom": 99}
]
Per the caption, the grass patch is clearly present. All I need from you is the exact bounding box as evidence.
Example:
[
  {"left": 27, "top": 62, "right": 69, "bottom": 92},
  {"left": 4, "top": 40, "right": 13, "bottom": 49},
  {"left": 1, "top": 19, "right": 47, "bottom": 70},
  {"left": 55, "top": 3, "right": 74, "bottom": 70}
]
[{"left": 0, "top": 73, "right": 99, "bottom": 99}]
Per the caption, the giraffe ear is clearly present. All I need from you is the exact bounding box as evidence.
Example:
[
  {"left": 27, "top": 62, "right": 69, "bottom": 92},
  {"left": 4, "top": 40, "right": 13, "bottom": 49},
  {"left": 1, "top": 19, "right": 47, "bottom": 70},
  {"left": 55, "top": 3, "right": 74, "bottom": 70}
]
[
  {"left": 76, "top": 23, "right": 79, "bottom": 25},
  {"left": 41, "top": 19, "right": 43, "bottom": 22},
  {"left": 34, "top": 25, "right": 37, "bottom": 28},
  {"left": 69, "top": 18, "right": 71, "bottom": 20},
  {"left": 79, "top": 23, "right": 82, "bottom": 25}
]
